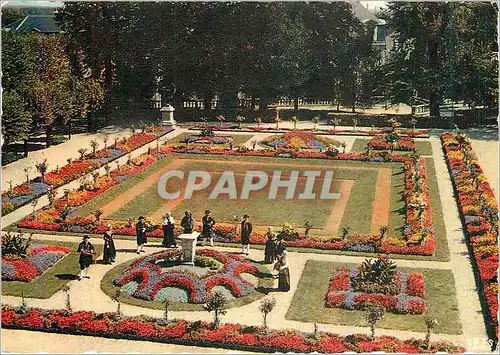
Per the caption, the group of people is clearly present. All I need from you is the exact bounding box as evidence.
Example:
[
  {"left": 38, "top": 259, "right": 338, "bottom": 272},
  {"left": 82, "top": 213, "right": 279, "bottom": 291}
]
[
  {"left": 264, "top": 227, "right": 290, "bottom": 292},
  {"left": 77, "top": 212, "right": 290, "bottom": 292}
]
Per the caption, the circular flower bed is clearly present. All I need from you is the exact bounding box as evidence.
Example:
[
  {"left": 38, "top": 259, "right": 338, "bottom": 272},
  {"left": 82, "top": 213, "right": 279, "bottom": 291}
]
[
  {"left": 113, "top": 249, "right": 262, "bottom": 304},
  {"left": 262, "top": 131, "right": 338, "bottom": 150}
]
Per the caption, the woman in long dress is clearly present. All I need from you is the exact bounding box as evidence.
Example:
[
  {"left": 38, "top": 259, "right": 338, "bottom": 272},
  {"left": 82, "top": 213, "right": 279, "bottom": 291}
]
[
  {"left": 274, "top": 247, "right": 290, "bottom": 292},
  {"left": 103, "top": 224, "right": 116, "bottom": 264},
  {"left": 77, "top": 235, "right": 95, "bottom": 280},
  {"left": 162, "top": 212, "right": 176, "bottom": 247}
]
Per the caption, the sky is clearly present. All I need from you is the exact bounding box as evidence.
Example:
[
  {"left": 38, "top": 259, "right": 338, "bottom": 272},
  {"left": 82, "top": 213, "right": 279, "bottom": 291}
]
[{"left": 1, "top": 0, "right": 62, "bottom": 7}]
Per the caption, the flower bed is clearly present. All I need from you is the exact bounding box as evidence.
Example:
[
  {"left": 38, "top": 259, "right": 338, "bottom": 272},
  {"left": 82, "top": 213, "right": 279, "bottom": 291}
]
[
  {"left": 1, "top": 305, "right": 464, "bottom": 353},
  {"left": 325, "top": 268, "right": 426, "bottom": 314},
  {"left": 1, "top": 127, "right": 174, "bottom": 216},
  {"left": 261, "top": 130, "right": 338, "bottom": 150},
  {"left": 441, "top": 132, "right": 498, "bottom": 340},
  {"left": 114, "top": 249, "right": 259, "bottom": 303},
  {"left": 187, "top": 125, "right": 430, "bottom": 138},
  {"left": 180, "top": 134, "right": 232, "bottom": 145},
  {"left": 368, "top": 136, "right": 416, "bottom": 151},
  {"left": 2, "top": 244, "right": 71, "bottom": 282},
  {"left": 17, "top": 147, "right": 435, "bottom": 257}
]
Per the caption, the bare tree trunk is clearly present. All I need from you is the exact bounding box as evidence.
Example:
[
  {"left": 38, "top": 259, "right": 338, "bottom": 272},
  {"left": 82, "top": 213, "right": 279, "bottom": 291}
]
[
  {"left": 23, "top": 139, "right": 29, "bottom": 158},
  {"left": 203, "top": 91, "right": 213, "bottom": 113},
  {"left": 104, "top": 56, "right": 113, "bottom": 125}
]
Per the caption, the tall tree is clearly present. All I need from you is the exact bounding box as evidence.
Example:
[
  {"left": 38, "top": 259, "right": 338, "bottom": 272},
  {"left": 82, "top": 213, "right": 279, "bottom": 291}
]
[
  {"left": 2, "top": 91, "right": 33, "bottom": 155},
  {"left": 1, "top": 30, "right": 37, "bottom": 155},
  {"left": 34, "top": 35, "right": 74, "bottom": 146},
  {"left": 384, "top": 2, "right": 497, "bottom": 117},
  {"left": 56, "top": 2, "right": 123, "bottom": 123},
  {"left": 385, "top": 2, "right": 451, "bottom": 117}
]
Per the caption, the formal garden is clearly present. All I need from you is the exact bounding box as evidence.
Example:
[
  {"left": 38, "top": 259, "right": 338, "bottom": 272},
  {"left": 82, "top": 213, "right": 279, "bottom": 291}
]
[
  {"left": 2, "top": 1, "right": 498, "bottom": 353},
  {"left": 2, "top": 120, "right": 498, "bottom": 353}
]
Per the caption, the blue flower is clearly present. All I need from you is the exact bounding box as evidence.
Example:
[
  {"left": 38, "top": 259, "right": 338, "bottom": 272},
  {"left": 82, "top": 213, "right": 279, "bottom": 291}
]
[
  {"left": 1, "top": 264, "right": 16, "bottom": 280},
  {"left": 345, "top": 290, "right": 356, "bottom": 309}
]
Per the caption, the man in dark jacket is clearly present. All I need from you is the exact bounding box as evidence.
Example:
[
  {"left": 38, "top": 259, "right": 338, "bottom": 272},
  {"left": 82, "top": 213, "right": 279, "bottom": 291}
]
[
  {"left": 181, "top": 210, "right": 194, "bottom": 233},
  {"left": 201, "top": 209, "right": 216, "bottom": 246}
]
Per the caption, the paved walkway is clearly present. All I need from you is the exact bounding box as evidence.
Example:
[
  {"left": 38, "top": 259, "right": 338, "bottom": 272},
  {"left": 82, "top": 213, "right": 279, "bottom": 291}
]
[
  {"left": 1, "top": 329, "right": 251, "bottom": 354},
  {"left": 2, "top": 126, "right": 136, "bottom": 189}
]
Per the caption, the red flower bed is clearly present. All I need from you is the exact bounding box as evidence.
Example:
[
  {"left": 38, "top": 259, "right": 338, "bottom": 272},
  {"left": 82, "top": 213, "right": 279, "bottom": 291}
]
[
  {"left": 2, "top": 127, "right": 174, "bottom": 216},
  {"left": 441, "top": 132, "right": 498, "bottom": 341},
  {"left": 368, "top": 136, "right": 415, "bottom": 151},
  {"left": 1, "top": 305, "right": 465, "bottom": 353},
  {"left": 116, "top": 133, "right": 156, "bottom": 152},
  {"left": 2, "top": 244, "right": 71, "bottom": 282},
  {"left": 325, "top": 269, "right": 426, "bottom": 315},
  {"left": 44, "top": 160, "right": 98, "bottom": 187}
]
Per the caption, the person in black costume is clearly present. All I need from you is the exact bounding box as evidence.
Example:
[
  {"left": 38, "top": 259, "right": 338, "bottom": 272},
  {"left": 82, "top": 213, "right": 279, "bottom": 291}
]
[
  {"left": 162, "top": 212, "right": 176, "bottom": 247},
  {"left": 103, "top": 224, "right": 116, "bottom": 264},
  {"left": 136, "top": 216, "right": 148, "bottom": 254},
  {"left": 181, "top": 211, "right": 194, "bottom": 233},
  {"left": 77, "top": 235, "right": 95, "bottom": 280},
  {"left": 240, "top": 214, "right": 252, "bottom": 255},
  {"left": 201, "top": 209, "right": 216, "bottom": 247},
  {"left": 264, "top": 226, "right": 277, "bottom": 264}
]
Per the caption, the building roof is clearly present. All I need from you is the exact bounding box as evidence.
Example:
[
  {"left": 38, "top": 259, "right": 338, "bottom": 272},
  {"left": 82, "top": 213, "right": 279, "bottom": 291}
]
[
  {"left": 4, "top": 15, "right": 60, "bottom": 33},
  {"left": 350, "top": 2, "right": 384, "bottom": 24}
]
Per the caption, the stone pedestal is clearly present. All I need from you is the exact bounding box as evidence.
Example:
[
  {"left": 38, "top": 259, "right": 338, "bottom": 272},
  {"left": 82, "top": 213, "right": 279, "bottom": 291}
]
[
  {"left": 160, "top": 105, "right": 177, "bottom": 128},
  {"left": 176, "top": 232, "right": 199, "bottom": 265}
]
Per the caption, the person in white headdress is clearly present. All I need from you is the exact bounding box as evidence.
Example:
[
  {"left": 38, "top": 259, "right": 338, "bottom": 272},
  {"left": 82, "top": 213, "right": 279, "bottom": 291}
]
[{"left": 162, "top": 212, "right": 176, "bottom": 247}]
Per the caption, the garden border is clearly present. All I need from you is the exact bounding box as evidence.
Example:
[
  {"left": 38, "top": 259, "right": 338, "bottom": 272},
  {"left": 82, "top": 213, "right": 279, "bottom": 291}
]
[
  {"left": 440, "top": 132, "right": 498, "bottom": 344},
  {"left": 1, "top": 306, "right": 465, "bottom": 353}
]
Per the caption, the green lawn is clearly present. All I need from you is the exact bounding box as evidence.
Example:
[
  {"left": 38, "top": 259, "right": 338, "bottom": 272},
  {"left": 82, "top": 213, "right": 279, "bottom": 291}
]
[
  {"left": 286, "top": 260, "right": 461, "bottom": 334},
  {"left": 19, "top": 153, "right": 449, "bottom": 262},
  {"left": 2, "top": 240, "right": 103, "bottom": 299},
  {"left": 109, "top": 158, "right": 383, "bottom": 235},
  {"left": 167, "top": 132, "right": 254, "bottom": 146},
  {"left": 351, "top": 138, "right": 433, "bottom": 156},
  {"left": 100, "top": 256, "right": 274, "bottom": 311}
]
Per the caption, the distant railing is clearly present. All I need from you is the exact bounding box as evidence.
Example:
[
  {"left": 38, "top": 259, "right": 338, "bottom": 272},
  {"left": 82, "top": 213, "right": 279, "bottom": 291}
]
[{"left": 274, "top": 98, "right": 334, "bottom": 106}]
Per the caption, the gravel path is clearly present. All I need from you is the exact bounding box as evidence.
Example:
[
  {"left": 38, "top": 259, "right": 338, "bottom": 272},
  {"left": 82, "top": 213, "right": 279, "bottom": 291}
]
[{"left": 1, "top": 329, "right": 252, "bottom": 354}]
